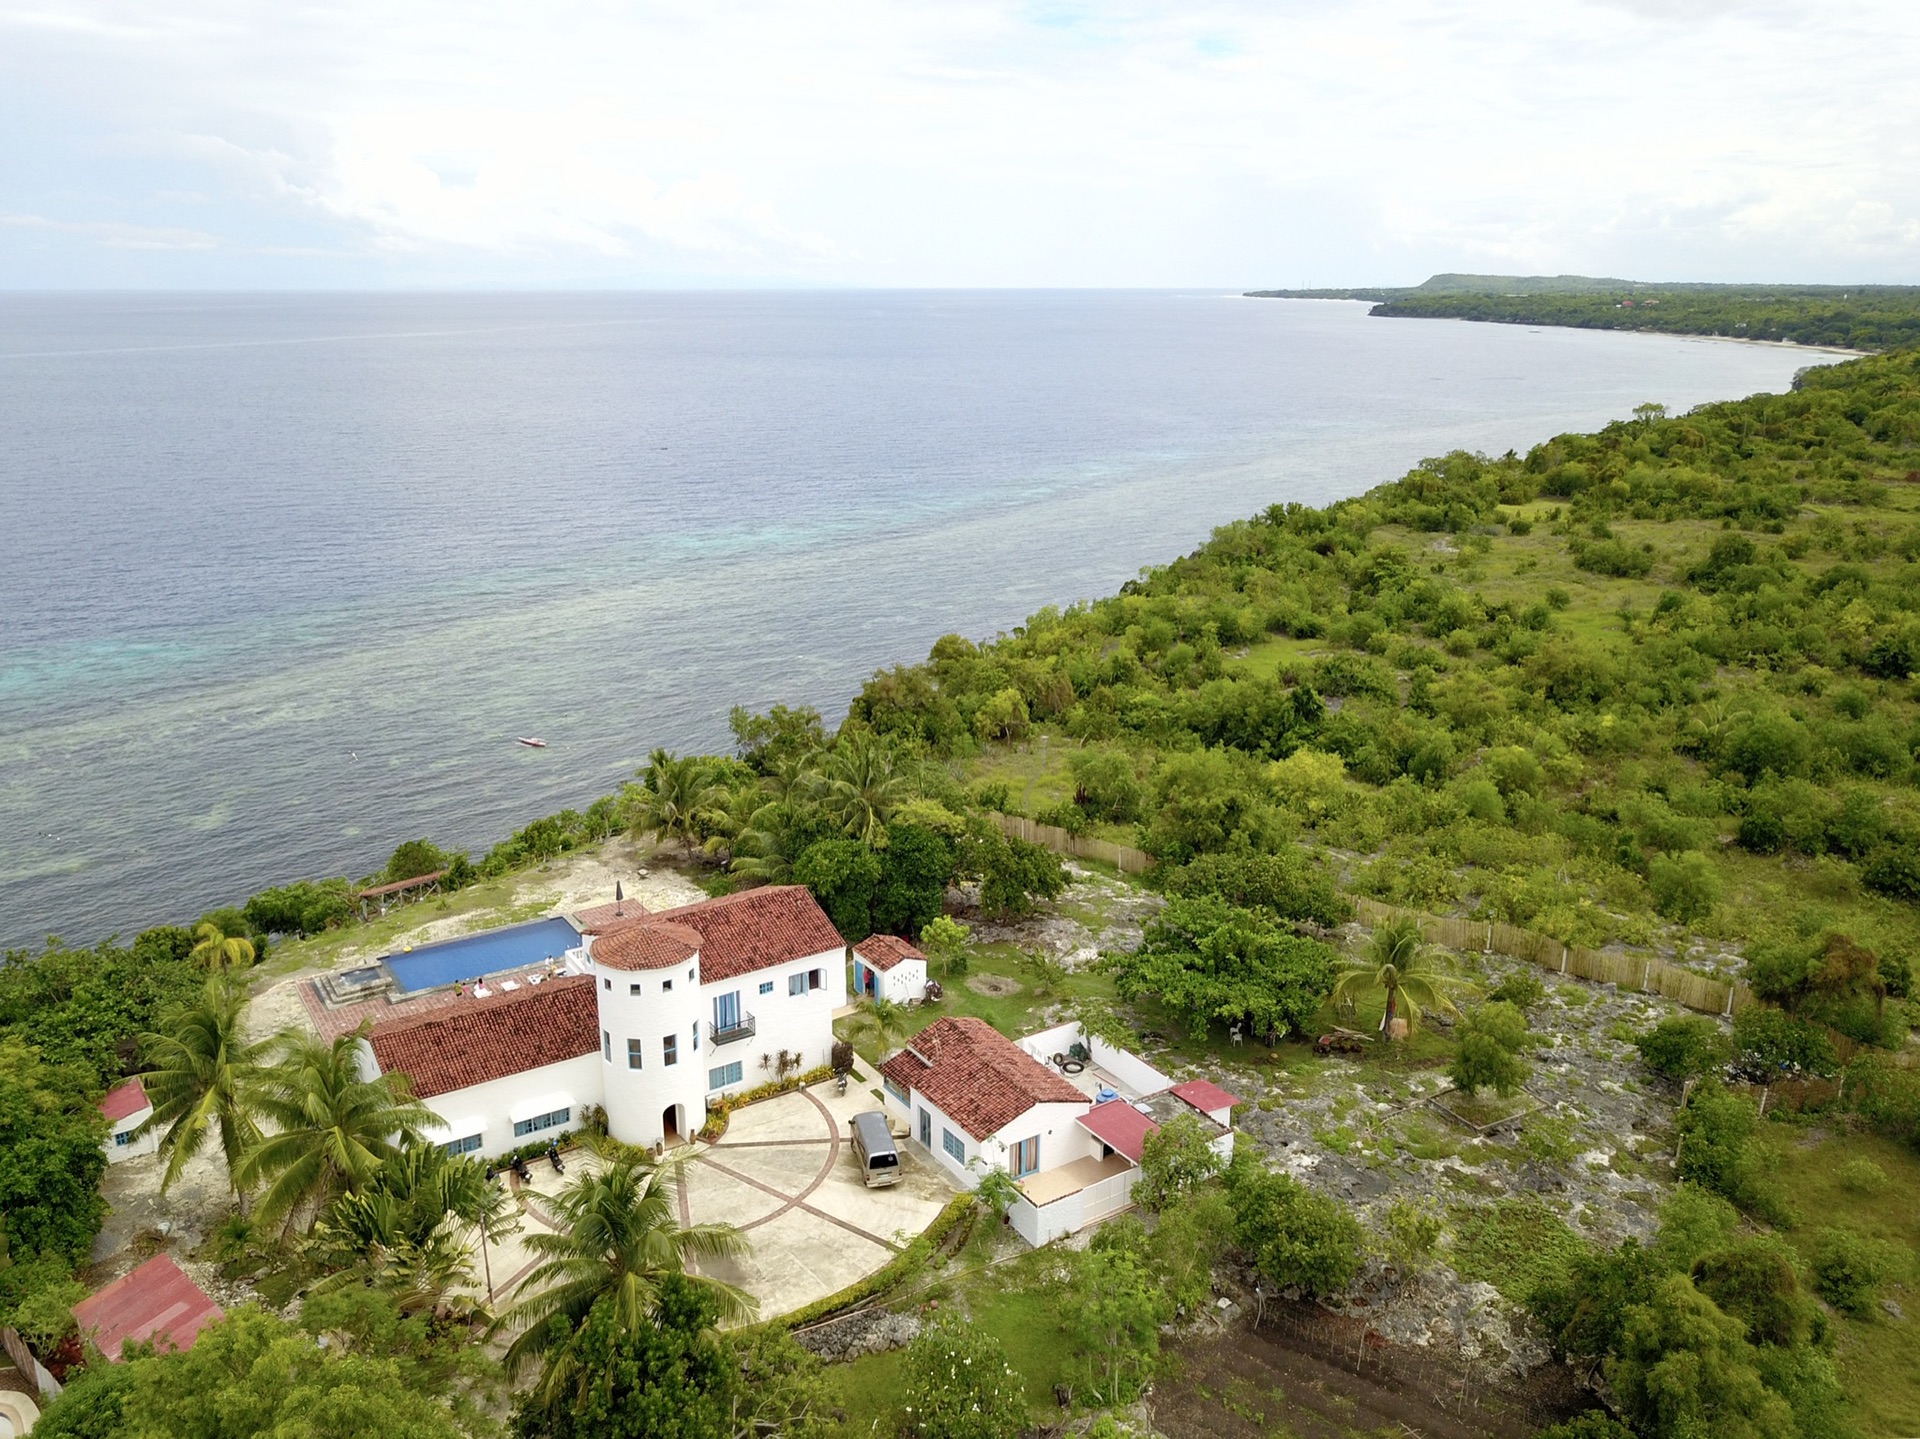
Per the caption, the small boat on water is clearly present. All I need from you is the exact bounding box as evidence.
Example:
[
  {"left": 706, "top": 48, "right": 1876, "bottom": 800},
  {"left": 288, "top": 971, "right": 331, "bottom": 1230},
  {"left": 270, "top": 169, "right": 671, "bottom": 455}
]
[{"left": 516, "top": 737, "right": 548, "bottom": 749}]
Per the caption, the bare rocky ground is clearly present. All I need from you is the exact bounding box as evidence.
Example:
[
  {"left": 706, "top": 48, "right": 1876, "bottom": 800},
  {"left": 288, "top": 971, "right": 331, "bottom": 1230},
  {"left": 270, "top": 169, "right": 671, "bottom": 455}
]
[
  {"left": 962, "top": 862, "right": 1165, "bottom": 966},
  {"left": 970, "top": 870, "right": 1698, "bottom": 1387}
]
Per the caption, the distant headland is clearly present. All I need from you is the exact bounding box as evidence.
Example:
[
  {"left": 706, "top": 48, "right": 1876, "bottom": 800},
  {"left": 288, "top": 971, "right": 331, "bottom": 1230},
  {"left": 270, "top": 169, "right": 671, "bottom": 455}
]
[{"left": 1248, "top": 273, "right": 1920, "bottom": 352}]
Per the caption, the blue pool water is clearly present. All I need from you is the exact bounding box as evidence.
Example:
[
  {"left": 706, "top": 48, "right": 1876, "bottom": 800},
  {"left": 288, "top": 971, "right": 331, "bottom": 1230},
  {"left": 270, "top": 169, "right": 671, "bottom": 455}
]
[{"left": 385, "top": 916, "right": 581, "bottom": 992}]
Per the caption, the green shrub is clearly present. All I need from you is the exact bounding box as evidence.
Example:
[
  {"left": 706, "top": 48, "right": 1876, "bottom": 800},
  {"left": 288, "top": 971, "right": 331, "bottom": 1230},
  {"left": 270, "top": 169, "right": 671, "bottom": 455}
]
[
  {"left": 900, "top": 1319, "right": 1028, "bottom": 1439},
  {"left": 1675, "top": 1081, "right": 1794, "bottom": 1226},
  {"left": 1837, "top": 1158, "right": 1889, "bottom": 1195},
  {"left": 1732, "top": 1005, "right": 1839, "bottom": 1079},
  {"left": 1635, "top": 1016, "right": 1733, "bottom": 1081},
  {"left": 1448, "top": 1000, "right": 1531, "bottom": 1098},
  {"left": 1136, "top": 1111, "right": 1225, "bottom": 1211},
  {"left": 1160, "top": 850, "right": 1350, "bottom": 927},
  {"left": 1487, "top": 970, "right": 1545, "bottom": 1010},
  {"left": 1648, "top": 851, "right": 1723, "bottom": 923},
  {"left": 1223, "top": 1159, "right": 1363, "bottom": 1298},
  {"left": 1810, "top": 1226, "right": 1898, "bottom": 1317}
]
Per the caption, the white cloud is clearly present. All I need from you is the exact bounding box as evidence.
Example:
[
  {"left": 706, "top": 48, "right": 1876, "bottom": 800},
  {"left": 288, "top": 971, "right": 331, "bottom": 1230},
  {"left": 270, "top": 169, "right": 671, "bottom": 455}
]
[
  {"left": 0, "top": 0, "right": 1916, "bottom": 284},
  {"left": 1, "top": 212, "right": 219, "bottom": 248}
]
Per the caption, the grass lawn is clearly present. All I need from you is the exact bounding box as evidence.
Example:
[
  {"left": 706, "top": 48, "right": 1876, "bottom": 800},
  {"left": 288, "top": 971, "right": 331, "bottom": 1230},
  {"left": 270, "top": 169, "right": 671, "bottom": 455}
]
[
  {"left": 1768, "top": 1126, "right": 1920, "bottom": 1439},
  {"left": 814, "top": 1243, "right": 1081, "bottom": 1436},
  {"left": 246, "top": 870, "right": 561, "bottom": 983},
  {"left": 839, "top": 938, "right": 1118, "bottom": 1059}
]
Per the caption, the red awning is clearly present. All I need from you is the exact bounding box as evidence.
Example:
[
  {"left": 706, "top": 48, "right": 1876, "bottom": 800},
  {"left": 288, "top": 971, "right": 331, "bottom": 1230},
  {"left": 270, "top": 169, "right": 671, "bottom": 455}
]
[{"left": 1076, "top": 1099, "right": 1159, "bottom": 1164}]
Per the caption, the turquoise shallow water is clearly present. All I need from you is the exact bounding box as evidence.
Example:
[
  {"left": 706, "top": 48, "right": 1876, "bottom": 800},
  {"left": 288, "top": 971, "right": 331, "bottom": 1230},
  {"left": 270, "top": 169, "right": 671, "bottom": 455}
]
[{"left": 0, "top": 291, "right": 1820, "bottom": 947}]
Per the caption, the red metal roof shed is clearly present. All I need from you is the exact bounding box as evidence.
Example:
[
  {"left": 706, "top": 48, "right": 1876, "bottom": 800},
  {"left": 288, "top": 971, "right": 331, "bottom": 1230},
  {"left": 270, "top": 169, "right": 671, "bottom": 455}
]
[
  {"left": 1077, "top": 1099, "right": 1159, "bottom": 1164},
  {"left": 72, "top": 1255, "right": 223, "bottom": 1361}
]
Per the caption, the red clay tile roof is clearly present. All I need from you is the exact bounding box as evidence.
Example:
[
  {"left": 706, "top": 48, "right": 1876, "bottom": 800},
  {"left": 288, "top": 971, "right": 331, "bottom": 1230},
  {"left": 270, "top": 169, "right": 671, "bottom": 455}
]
[
  {"left": 73, "top": 1255, "right": 223, "bottom": 1360},
  {"left": 638, "top": 885, "right": 844, "bottom": 984},
  {"left": 880, "top": 1017, "right": 1086, "bottom": 1140},
  {"left": 592, "top": 921, "right": 703, "bottom": 972},
  {"left": 100, "top": 1077, "right": 150, "bottom": 1124},
  {"left": 367, "top": 975, "right": 598, "bottom": 1100},
  {"left": 1078, "top": 1099, "right": 1158, "bottom": 1164},
  {"left": 853, "top": 934, "right": 924, "bottom": 973},
  {"left": 1171, "top": 1079, "right": 1242, "bottom": 1115},
  {"left": 574, "top": 897, "right": 653, "bottom": 933}
]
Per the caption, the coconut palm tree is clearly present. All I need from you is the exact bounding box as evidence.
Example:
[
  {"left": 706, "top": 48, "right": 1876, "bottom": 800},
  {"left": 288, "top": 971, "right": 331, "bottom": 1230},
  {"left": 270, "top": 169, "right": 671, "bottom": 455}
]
[
  {"left": 313, "top": 1142, "right": 517, "bottom": 1315},
  {"left": 237, "top": 1029, "right": 439, "bottom": 1231},
  {"left": 811, "top": 733, "right": 913, "bottom": 844},
  {"left": 503, "top": 1148, "right": 753, "bottom": 1387},
  {"left": 188, "top": 920, "right": 255, "bottom": 973},
  {"left": 623, "top": 749, "right": 725, "bottom": 856},
  {"left": 1330, "top": 917, "right": 1475, "bottom": 1041},
  {"left": 862, "top": 996, "right": 908, "bottom": 1054},
  {"left": 727, "top": 793, "right": 811, "bottom": 885},
  {"left": 137, "top": 975, "right": 267, "bottom": 1197}
]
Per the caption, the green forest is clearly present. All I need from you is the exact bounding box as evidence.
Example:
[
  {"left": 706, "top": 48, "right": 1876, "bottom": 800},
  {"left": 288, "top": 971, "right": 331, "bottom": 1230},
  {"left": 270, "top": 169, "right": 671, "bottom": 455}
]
[{"left": 1249, "top": 275, "right": 1920, "bottom": 351}]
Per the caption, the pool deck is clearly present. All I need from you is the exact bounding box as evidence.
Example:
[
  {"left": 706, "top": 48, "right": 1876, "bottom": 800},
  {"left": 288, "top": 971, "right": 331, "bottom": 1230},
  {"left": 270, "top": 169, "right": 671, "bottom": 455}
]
[{"left": 300, "top": 968, "right": 576, "bottom": 1040}]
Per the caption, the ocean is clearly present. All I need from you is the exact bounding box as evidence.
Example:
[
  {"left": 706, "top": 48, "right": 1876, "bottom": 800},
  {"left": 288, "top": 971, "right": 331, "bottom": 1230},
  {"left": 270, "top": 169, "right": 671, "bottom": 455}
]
[{"left": 0, "top": 291, "right": 1821, "bottom": 948}]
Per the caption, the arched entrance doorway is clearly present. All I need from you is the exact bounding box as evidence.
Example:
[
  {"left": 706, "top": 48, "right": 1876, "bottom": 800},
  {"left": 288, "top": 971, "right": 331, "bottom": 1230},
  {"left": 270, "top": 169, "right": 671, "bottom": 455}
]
[{"left": 662, "top": 1104, "right": 683, "bottom": 1147}]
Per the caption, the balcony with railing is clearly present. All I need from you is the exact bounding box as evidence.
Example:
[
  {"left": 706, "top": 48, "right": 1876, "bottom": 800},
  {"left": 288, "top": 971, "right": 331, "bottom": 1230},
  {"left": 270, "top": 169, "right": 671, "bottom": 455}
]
[{"left": 707, "top": 1010, "right": 757, "bottom": 1047}]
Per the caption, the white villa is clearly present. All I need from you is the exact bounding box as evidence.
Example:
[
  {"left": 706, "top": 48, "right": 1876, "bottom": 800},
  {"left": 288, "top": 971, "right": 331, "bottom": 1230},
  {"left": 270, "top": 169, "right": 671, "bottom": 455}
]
[
  {"left": 880, "top": 1017, "right": 1240, "bottom": 1246},
  {"left": 362, "top": 885, "right": 848, "bottom": 1154}
]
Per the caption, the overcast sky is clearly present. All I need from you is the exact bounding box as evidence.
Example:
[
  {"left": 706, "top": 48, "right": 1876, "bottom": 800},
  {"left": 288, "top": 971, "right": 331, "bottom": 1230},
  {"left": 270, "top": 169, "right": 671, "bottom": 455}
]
[{"left": 2, "top": 0, "right": 1917, "bottom": 288}]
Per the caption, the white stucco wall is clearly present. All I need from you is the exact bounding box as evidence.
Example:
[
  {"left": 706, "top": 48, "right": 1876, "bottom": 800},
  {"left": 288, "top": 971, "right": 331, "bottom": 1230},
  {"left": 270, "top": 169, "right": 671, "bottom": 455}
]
[
  {"left": 724, "top": 945, "right": 845, "bottom": 1091},
  {"left": 592, "top": 944, "right": 845, "bottom": 1147},
  {"left": 1009, "top": 1165, "right": 1138, "bottom": 1247},
  {"left": 596, "top": 957, "right": 708, "bottom": 1148},
  {"left": 1017, "top": 1021, "right": 1172, "bottom": 1097},
  {"left": 398, "top": 1050, "right": 605, "bottom": 1161},
  {"left": 104, "top": 1107, "right": 158, "bottom": 1163},
  {"left": 883, "top": 1085, "right": 1094, "bottom": 1188},
  {"left": 855, "top": 957, "right": 926, "bottom": 1005}
]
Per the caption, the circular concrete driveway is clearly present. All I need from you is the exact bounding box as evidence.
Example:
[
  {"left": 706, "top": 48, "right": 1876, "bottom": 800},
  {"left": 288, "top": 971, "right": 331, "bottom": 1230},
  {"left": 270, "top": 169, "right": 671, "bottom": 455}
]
[
  {"left": 500, "top": 1077, "right": 958, "bottom": 1321},
  {"left": 681, "top": 1079, "right": 958, "bottom": 1317}
]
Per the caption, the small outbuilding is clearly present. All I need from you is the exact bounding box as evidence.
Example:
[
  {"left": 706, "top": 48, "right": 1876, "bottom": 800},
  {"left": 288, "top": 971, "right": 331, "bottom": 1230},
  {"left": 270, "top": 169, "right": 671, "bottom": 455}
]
[
  {"left": 71, "top": 1255, "right": 223, "bottom": 1361},
  {"left": 851, "top": 934, "right": 928, "bottom": 1004},
  {"left": 99, "top": 1078, "right": 156, "bottom": 1163}
]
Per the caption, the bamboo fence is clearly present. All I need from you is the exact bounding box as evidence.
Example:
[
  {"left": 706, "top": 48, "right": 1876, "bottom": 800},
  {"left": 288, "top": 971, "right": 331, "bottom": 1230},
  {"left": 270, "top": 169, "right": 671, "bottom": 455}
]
[
  {"left": 1350, "top": 895, "right": 1755, "bottom": 1020},
  {"left": 990, "top": 814, "right": 1156, "bottom": 875},
  {"left": 988, "top": 814, "right": 1828, "bottom": 1026}
]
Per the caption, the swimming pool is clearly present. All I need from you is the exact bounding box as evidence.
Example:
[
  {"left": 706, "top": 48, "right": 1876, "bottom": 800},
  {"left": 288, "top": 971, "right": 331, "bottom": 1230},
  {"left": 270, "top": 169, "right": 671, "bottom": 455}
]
[{"left": 384, "top": 916, "right": 582, "bottom": 993}]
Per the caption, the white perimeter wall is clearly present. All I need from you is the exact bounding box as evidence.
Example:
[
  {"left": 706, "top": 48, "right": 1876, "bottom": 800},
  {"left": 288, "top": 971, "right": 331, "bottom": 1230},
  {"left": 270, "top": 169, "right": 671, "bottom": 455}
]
[
  {"left": 1009, "top": 1165, "right": 1138, "bottom": 1246},
  {"left": 1018, "top": 1021, "right": 1173, "bottom": 1097}
]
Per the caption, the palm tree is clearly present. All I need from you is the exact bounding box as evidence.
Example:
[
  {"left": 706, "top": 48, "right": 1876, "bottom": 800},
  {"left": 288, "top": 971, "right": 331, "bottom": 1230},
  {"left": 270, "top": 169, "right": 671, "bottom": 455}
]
[
  {"left": 623, "top": 749, "right": 725, "bottom": 856},
  {"left": 137, "top": 975, "right": 266, "bottom": 1198},
  {"left": 1330, "top": 917, "right": 1475, "bottom": 1041},
  {"left": 504, "top": 1148, "right": 753, "bottom": 1388},
  {"left": 727, "top": 793, "right": 811, "bottom": 884},
  {"left": 811, "top": 734, "right": 913, "bottom": 844},
  {"left": 313, "top": 1143, "right": 517, "bottom": 1315},
  {"left": 188, "top": 920, "right": 255, "bottom": 973},
  {"left": 862, "top": 996, "right": 908, "bottom": 1054},
  {"left": 236, "top": 1029, "right": 439, "bottom": 1231}
]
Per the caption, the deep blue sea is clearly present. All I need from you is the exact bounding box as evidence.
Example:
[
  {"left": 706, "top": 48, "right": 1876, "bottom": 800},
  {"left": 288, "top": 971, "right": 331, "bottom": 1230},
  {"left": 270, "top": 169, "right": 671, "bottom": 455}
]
[{"left": 0, "top": 292, "right": 1822, "bottom": 948}]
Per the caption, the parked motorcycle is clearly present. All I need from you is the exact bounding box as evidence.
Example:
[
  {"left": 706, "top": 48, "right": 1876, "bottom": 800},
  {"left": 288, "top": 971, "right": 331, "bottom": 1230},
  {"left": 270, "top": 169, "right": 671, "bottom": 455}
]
[{"left": 547, "top": 1140, "right": 565, "bottom": 1174}]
